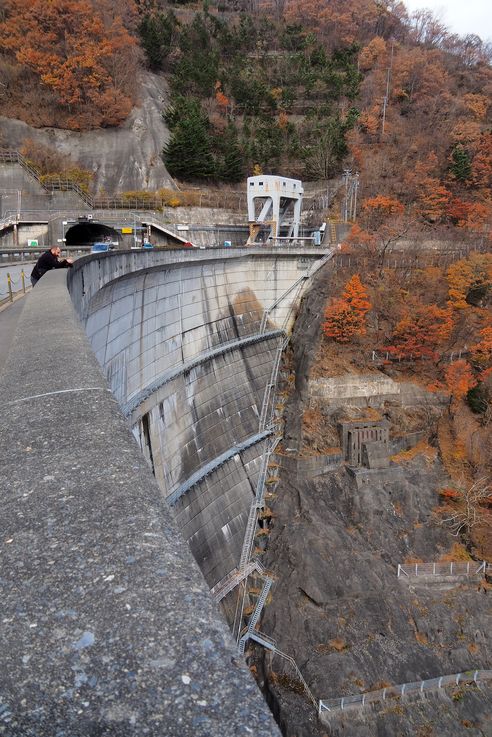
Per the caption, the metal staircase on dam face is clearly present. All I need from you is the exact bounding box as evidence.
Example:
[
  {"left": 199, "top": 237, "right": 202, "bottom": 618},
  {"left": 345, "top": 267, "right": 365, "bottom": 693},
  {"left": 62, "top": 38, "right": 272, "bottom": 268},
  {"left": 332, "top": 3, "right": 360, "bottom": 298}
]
[
  {"left": 240, "top": 629, "right": 318, "bottom": 708},
  {"left": 209, "top": 250, "right": 333, "bottom": 655},
  {"left": 238, "top": 575, "right": 274, "bottom": 655},
  {"left": 239, "top": 437, "right": 280, "bottom": 571},
  {"left": 211, "top": 560, "right": 267, "bottom": 602}
]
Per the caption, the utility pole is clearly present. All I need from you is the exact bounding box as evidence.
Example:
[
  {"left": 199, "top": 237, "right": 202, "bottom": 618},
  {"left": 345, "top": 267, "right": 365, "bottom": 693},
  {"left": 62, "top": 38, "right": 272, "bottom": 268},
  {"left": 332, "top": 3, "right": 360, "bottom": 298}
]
[
  {"left": 350, "top": 173, "right": 360, "bottom": 221},
  {"left": 342, "top": 171, "right": 359, "bottom": 222},
  {"left": 343, "top": 169, "right": 351, "bottom": 222},
  {"left": 381, "top": 40, "right": 395, "bottom": 136}
]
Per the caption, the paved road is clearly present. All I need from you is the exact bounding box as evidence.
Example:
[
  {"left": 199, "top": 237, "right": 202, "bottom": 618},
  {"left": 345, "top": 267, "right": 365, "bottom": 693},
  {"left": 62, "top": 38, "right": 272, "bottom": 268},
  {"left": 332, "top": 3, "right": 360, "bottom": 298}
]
[{"left": 0, "top": 297, "right": 26, "bottom": 375}]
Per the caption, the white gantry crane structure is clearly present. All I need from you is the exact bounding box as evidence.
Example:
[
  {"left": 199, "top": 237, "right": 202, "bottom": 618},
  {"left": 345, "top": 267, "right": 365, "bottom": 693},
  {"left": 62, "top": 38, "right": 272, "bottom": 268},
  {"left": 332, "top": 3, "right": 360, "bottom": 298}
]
[{"left": 246, "top": 175, "right": 303, "bottom": 245}]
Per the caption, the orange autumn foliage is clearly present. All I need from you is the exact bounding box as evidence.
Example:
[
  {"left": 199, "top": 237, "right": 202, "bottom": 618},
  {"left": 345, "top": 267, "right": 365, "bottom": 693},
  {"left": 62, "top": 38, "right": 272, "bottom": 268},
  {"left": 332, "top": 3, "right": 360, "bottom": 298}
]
[
  {"left": 342, "top": 273, "right": 372, "bottom": 315},
  {"left": 471, "top": 132, "right": 492, "bottom": 189},
  {"left": 416, "top": 178, "right": 452, "bottom": 223},
  {"left": 447, "top": 253, "right": 492, "bottom": 309},
  {"left": 444, "top": 360, "right": 477, "bottom": 402},
  {"left": 362, "top": 195, "right": 405, "bottom": 223},
  {"left": 471, "top": 327, "right": 492, "bottom": 368},
  {"left": 358, "top": 36, "right": 387, "bottom": 72},
  {"left": 0, "top": 0, "right": 138, "bottom": 129},
  {"left": 322, "top": 274, "right": 371, "bottom": 343},
  {"left": 385, "top": 303, "right": 453, "bottom": 360},
  {"left": 462, "top": 93, "right": 490, "bottom": 121},
  {"left": 215, "top": 81, "right": 230, "bottom": 111}
]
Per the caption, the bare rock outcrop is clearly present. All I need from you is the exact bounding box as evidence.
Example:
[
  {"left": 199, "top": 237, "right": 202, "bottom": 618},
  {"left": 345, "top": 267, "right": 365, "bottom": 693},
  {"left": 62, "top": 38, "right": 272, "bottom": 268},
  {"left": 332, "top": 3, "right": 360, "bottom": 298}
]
[
  {"left": 0, "top": 72, "right": 173, "bottom": 194},
  {"left": 254, "top": 264, "right": 492, "bottom": 737}
]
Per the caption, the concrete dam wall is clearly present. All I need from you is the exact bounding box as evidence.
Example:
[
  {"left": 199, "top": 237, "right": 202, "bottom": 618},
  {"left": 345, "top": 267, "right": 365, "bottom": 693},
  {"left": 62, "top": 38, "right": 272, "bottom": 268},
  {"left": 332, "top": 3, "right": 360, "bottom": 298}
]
[
  {"left": 69, "top": 248, "right": 327, "bottom": 590},
  {"left": 0, "top": 246, "right": 328, "bottom": 735}
]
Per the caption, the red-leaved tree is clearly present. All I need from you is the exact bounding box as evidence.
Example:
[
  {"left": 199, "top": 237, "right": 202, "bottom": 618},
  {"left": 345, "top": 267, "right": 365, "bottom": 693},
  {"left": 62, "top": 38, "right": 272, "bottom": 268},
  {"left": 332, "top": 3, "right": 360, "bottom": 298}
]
[
  {"left": 323, "top": 274, "right": 371, "bottom": 343},
  {"left": 444, "top": 359, "right": 477, "bottom": 402},
  {"left": 385, "top": 303, "right": 453, "bottom": 360}
]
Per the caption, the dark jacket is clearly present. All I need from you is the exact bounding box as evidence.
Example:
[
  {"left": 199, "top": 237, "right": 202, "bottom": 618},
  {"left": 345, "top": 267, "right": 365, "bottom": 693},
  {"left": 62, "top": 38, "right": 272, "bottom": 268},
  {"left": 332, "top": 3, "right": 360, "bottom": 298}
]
[{"left": 31, "top": 250, "right": 73, "bottom": 281}]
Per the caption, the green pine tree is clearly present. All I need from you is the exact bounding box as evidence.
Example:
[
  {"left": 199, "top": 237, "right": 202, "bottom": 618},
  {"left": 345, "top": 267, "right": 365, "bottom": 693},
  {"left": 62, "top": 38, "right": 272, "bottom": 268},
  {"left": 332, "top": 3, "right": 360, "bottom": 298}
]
[
  {"left": 163, "top": 99, "right": 215, "bottom": 180},
  {"left": 219, "top": 125, "right": 244, "bottom": 183},
  {"left": 450, "top": 145, "right": 472, "bottom": 181},
  {"left": 139, "top": 12, "right": 177, "bottom": 71}
]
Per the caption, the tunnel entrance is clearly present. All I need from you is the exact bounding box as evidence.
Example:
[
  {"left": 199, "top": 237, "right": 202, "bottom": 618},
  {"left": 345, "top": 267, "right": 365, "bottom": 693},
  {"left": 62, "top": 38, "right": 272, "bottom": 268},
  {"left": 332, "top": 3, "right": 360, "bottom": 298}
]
[{"left": 65, "top": 222, "right": 120, "bottom": 247}]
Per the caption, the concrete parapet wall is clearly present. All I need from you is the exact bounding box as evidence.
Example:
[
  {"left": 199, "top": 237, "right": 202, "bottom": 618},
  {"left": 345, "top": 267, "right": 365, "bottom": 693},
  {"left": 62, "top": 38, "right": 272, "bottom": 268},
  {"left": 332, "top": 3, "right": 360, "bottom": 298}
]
[
  {"left": 390, "top": 431, "right": 428, "bottom": 455},
  {"left": 0, "top": 269, "right": 280, "bottom": 736},
  {"left": 293, "top": 453, "right": 343, "bottom": 478}
]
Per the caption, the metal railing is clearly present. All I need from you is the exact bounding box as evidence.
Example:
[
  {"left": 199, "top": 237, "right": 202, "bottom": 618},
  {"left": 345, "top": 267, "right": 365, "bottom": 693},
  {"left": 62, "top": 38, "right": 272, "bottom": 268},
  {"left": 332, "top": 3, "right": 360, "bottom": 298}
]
[
  {"left": 397, "top": 561, "right": 490, "bottom": 578},
  {"left": 0, "top": 269, "right": 29, "bottom": 303},
  {"left": 211, "top": 561, "right": 266, "bottom": 602},
  {"left": 238, "top": 432, "right": 281, "bottom": 572},
  {"left": 1, "top": 149, "right": 325, "bottom": 213},
  {"left": 371, "top": 349, "right": 471, "bottom": 365},
  {"left": 243, "top": 631, "right": 317, "bottom": 707},
  {"left": 0, "top": 151, "right": 93, "bottom": 206},
  {"left": 319, "top": 670, "right": 492, "bottom": 714},
  {"left": 259, "top": 337, "right": 289, "bottom": 431},
  {"left": 238, "top": 576, "right": 274, "bottom": 655},
  {"left": 233, "top": 252, "right": 333, "bottom": 639}
]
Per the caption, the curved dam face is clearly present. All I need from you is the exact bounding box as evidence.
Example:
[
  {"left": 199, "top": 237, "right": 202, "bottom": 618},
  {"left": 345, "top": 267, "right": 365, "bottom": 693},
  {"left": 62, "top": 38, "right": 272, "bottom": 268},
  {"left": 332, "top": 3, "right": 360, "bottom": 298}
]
[
  {"left": 69, "top": 248, "right": 328, "bottom": 590},
  {"left": 0, "top": 247, "right": 329, "bottom": 736}
]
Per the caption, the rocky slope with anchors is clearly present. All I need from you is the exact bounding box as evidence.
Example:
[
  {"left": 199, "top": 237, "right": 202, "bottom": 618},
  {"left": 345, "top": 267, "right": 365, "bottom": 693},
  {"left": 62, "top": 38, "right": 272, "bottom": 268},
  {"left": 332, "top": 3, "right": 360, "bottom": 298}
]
[{"left": 252, "top": 264, "right": 492, "bottom": 737}]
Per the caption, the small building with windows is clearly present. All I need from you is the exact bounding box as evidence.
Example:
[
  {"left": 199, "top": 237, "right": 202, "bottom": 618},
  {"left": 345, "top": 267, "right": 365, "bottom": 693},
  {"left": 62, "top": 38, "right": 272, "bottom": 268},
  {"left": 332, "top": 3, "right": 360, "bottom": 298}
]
[{"left": 246, "top": 175, "right": 303, "bottom": 244}]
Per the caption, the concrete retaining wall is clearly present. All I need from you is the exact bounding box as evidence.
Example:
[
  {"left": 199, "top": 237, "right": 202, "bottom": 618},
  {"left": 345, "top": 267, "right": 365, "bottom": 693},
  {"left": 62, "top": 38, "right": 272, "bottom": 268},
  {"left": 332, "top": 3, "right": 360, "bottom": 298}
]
[
  {"left": 309, "top": 373, "right": 448, "bottom": 409},
  {"left": 309, "top": 373, "right": 400, "bottom": 401}
]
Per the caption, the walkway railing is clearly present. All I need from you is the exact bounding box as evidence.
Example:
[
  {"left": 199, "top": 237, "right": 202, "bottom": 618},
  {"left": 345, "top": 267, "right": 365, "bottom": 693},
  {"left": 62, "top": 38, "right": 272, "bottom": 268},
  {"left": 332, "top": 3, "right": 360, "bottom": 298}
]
[
  {"left": 0, "top": 270, "right": 29, "bottom": 304},
  {"left": 371, "top": 348, "right": 471, "bottom": 365},
  {"left": 319, "top": 670, "right": 492, "bottom": 714},
  {"left": 397, "top": 561, "right": 490, "bottom": 578},
  {"left": 211, "top": 560, "right": 266, "bottom": 602},
  {"left": 0, "top": 150, "right": 322, "bottom": 213},
  {"left": 244, "top": 631, "right": 317, "bottom": 707}
]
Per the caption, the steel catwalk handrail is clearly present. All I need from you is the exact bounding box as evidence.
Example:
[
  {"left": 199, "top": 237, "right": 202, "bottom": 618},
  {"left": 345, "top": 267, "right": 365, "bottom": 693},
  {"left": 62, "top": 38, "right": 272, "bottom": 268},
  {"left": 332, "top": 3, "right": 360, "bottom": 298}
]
[
  {"left": 123, "top": 330, "right": 284, "bottom": 419},
  {"left": 166, "top": 430, "right": 272, "bottom": 506},
  {"left": 319, "top": 670, "right": 492, "bottom": 713},
  {"left": 397, "top": 561, "right": 490, "bottom": 578},
  {"left": 244, "top": 632, "right": 317, "bottom": 707}
]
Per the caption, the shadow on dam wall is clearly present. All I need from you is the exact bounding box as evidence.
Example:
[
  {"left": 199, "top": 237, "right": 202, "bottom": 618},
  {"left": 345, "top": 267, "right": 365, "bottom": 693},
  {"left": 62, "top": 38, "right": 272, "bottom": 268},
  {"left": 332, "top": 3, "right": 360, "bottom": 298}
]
[{"left": 69, "top": 248, "right": 327, "bottom": 592}]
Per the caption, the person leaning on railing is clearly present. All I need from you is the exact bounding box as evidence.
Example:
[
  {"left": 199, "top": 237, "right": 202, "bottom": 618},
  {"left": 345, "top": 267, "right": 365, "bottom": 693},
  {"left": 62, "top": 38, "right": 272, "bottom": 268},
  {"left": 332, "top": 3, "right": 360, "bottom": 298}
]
[{"left": 30, "top": 246, "right": 73, "bottom": 287}]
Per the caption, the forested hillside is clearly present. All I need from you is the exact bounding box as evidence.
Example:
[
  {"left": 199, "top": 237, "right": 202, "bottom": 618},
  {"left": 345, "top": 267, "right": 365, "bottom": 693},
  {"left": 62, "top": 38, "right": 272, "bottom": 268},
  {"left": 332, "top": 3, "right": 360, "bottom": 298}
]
[{"left": 1, "top": 0, "right": 491, "bottom": 209}]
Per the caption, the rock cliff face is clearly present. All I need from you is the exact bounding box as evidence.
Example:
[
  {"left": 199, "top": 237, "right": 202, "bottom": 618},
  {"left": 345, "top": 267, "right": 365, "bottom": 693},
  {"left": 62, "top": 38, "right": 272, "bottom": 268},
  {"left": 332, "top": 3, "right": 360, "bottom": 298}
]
[
  {"left": 0, "top": 72, "right": 173, "bottom": 194},
  {"left": 254, "top": 266, "right": 492, "bottom": 737}
]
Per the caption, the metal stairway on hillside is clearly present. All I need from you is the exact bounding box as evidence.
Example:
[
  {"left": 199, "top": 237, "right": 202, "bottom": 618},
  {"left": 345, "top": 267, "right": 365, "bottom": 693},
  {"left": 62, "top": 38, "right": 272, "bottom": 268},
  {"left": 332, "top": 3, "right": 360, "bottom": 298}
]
[
  {"left": 238, "top": 575, "right": 274, "bottom": 654},
  {"left": 211, "top": 560, "right": 266, "bottom": 602},
  {"left": 241, "top": 630, "right": 317, "bottom": 707}
]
